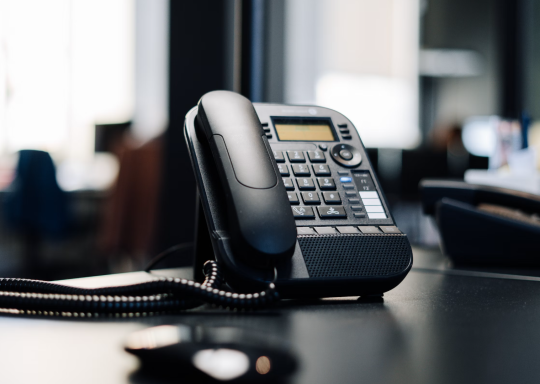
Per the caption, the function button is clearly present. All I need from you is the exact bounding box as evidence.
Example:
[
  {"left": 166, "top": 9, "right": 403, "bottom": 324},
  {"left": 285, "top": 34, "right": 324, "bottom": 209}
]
[
  {"left": 339, "top": 128, "right": 350, "bottom": 135},
  {"left": 351, "top": 205, "right": 363, "bottom": 211},
  {"left": 314, "top": 227, "right": 338, "bottom": 235},
  {"left": 337, "top": 171, "right": 349, "bottom": 175},
  {"left": 317, "top": 206, "right": 347, "bottom": 218},
  {"left": 318, "top": 144, "right": 328, "bottom": 151},
  {"left": 307, "top": 150, "right": 326, "bottom": 163},
  {"left": 266, "top": 133, "right": 273, "bottom": 139},
  {"left": 273, "top": 150, "right": 285, "bottom": 162},
  {"left": 264, "top": 127, "right": 271, "bottom": 133},
  {"left": 353, "top": 172, "right": 376, "bottom": 192},
  {"left": 337, "top": 226, "right": 360, "bottom": 234},
  {"left": 296, "top": 178, "right": 315, "bottom": 190},
  {"left": 339, "top": 149, "right": 353, "bottom": 160},
  {"left": 282, "top": 178, "right": 294, "bottom": 190},
  {"left": 345, "top": 191, "right": 357, "bottom": 197},
  {"left": 301, "top": 192, "right": 320, "bottom": 205},
  {"left": 313, "top": 164, "right": 331, "bottom": 176},
  {"left": 331, "top": 144, "right": 362, "bottom": 168},
  {"left": 348, "top": 198, "right": 360, "bottom": 203},
  {"left": 340, "top": 177, "right": 352, "bottom": 183},
  {"left": 287, "top": 192, "right": 299, "bottom": 205},
  {"left": 277, "top": 164, "right": 289, "bottom": 176},
  {"left": 317, "top": 177, "right": 336, "bottom": 190},
  {"left": 292, "top": 164, "right": 310, "bottom": 176},
  {"left": 368, "top": 213, "right": 387, "bottom": 219},
  {"left": 261, "top": 122, "right": 269, "bottom": 127},
  {"left": 292, "top": 206, "right": 315, "bottom": 219},
  {"left": 297, "top": 227, "right": 316, "bottom": 235},
  {"left": 360, "top": 191, "right": 378, "bottom": 199},
  {"left": 363, "top": 198, "right": 382, "bottom": 206},
  {"left": 287, "top": 151, "right": 305, "bottom": 163},
  {"left": 358, "top": 226, "right": 381, "bottom": 234},
  {"left": 343, "top": 184, "right": 355, "bottom": 190},
  {"left": 365, "top": 206, "right": 385, "bottom": 213},
  {"left": 322, "top": 192, "right": 341, "bottom": 204},
  {"left": 353, "top": 213, "right": 366, "bottom": 218},
  {"left": 342, "top": 135, "right": 352, "bottom": 140},
  {"left": 338, "top": 123, "right": 348, "bottom": 128},
  {"left": 380, "top": 226, "right": 401, "bottom": 234}
]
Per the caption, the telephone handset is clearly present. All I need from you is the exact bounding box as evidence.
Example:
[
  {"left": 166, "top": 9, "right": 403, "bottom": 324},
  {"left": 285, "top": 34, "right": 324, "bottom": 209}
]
[
  {"left": 186, "top": 91, "right": 413, "bottom": 298},
  {"left": 195, "top": 91, "right": 296, "bottom": 267}
]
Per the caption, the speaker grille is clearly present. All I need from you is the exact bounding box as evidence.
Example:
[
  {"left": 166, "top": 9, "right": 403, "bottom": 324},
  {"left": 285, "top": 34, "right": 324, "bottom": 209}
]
[{"left": 298, "top": 234, "right": 412, "bottom": 278}]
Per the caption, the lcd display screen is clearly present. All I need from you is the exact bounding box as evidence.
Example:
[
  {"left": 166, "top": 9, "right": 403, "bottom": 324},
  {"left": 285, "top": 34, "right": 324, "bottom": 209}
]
[{"left": 273, "top": 118, "right": 336, "bottom": 141}]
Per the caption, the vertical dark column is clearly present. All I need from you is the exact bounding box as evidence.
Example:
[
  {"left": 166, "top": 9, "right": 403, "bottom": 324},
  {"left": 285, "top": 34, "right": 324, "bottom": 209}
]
[
  {"left": 240, "top": 0, "right": 266, "bottom": 101},
  {"left": 499, "top": 0, "right": 525, "bottom": 118},
  {"left": 157, "top": 1, "right": 228, "bottom": 262}
]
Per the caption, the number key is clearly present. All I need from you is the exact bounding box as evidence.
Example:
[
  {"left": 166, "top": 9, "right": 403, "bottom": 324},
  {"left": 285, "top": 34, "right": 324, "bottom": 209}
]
[
  {"left": 322, "top": 192, "right": 342, "bottom": 204},
  {"left": 301, "top": 192, "right": 320, "bottom": 205},
  {"left": 313, "top": 164, "right": 331, "bottom": 176},
  {"left": 317, "top": 177, "right": 336, "bottom": 190},
  {"left": 307, "top": 150, "right": 326, "bottom": 163},
  {"left": 277, "top": 164, "right": 289, "bottom": 176},
  {"left": 287, "top": 192, "right": 299, "bottom": 205},
  {"left": 292, "top": 164, "right": 310, "bottom": 176},
  {"left": 296, "top": 178, "right": 315, "bottom": 190},
  {"left": 273, "top": 150, "right": 285, "bottom": 162},
  {"left": 282, "top": 178, "right": 294, "bottom": 190},
  {"left": 287, "top": 151, "right": 305, "bottom": 163}
]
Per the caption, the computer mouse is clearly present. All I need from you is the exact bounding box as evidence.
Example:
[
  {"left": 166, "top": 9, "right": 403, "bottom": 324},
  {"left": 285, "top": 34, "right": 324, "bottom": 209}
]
[{"left": 125, "top": 324, "right": 298, "bottom": 382}]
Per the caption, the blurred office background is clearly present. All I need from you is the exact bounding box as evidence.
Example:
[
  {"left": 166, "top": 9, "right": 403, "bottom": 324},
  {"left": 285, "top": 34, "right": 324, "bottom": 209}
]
[{"left": 0, "top": 0, "right": 538, "bottom": 279}]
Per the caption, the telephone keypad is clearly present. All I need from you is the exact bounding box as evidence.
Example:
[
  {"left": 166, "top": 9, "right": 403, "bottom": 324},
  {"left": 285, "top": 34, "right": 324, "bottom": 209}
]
[
  {"left": 316, "top": 177, "right": 336, "bottom": 190},
  {"left": 301, "top": 192, "right": 320, "bottom": 205},
  {"left": 287, "top": 151, "right": 305, "bottom": 163},
  {"left": 296, "top": 178, "right": 315, "bottom": 190},
  {"left": 317, "top": 206, "right": 347, "bottom": 218},
  {"left": 277, "top": 164, "right": 289, "bottom": 176},
  {"left": 273, "top": 150, "right": 285, "bottom": 162},
  {"left": 292, "top": 164, "right": 310, "bottom": 176},
  {"left": 292, "top": 206, "right": 315, "bottom": 219},
  {"left": 287, "top": 192, "right": 299, "bottom": 205},
  {"left": 322, "top": 192, "right": 342, "bottom": 204},
  {"left": 307, "top": 151, "right": 326, "bottom": 163},
  {"left": 313, "top": 164, "right": 331, "bottom": 176},
  {"left": 282, "top": 178, "right": 294, "bottom": 190}
]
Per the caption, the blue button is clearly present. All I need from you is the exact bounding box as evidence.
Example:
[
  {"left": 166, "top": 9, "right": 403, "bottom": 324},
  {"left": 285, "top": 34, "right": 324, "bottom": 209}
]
[{"left": 340, "top": 177, "right": 352, "bottom": 183}]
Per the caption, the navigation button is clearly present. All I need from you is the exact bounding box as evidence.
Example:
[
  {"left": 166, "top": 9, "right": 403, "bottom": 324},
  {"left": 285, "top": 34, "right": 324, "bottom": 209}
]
[
  {"left": 339, "top": 150, "right": 353, "bottom": 160},
  {"left": 317, "top": 177, "right": 336, "bottom": 190},
  {"left": 317, "top": 206, "right": 347, "bottom": 218},
  {"left": 292, "top": 206, "right": 315, "bottom": 219},
  {"left": 296, "top": 178, "right": 315, "bottom": 190},
  {"left": 287, "top": 151, "right": 305, "bottom": 163},
  {"left": 322, "top": 192, "right": 341, "bottom": 204},
  {"left": 292, "top": 164, "right": 310, "bottom": 176}
]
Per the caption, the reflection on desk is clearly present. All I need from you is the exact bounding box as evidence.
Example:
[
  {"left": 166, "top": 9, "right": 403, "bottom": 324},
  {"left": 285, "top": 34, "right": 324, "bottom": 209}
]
[{"left": 0, "top": 247, "right": 539, "bottom": 384}]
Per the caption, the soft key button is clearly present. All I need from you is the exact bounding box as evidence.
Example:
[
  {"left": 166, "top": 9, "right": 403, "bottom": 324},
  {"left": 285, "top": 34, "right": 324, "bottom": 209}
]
[
  {"left": 337, "top": 226, "right": 360, "bottom": 234},
  {"left": 380, "top": 226, "right": 401, "bottom": 234},
  {"left": 359, "top": 226, "right": 382, "bottom": 234},
  {"left": 297, "top": 227, "right": 316, "bottom": 235},
  {"left": 314, "top": 227, "right": 338, "bottom": 235}
]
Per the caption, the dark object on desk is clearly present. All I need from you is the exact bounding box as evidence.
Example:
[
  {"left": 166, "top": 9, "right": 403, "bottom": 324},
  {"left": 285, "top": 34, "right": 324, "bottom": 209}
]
[
  {"left": 184, "top": 90, "right": 412, "bottom": 298},
  {"left": 420, "top": 179, "right": 540, "bottom": 266},
  {"left": 3, "top": 150, "right": 70, "bottom": 273},
  {"left": 125, "top": 324, "right": 297, "bottom": 382}
]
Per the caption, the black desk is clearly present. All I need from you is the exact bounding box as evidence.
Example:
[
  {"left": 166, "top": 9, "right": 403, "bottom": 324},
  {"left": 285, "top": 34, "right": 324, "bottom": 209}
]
[{"left": 3, "top": 248, "right": 540, "bottom": 384}]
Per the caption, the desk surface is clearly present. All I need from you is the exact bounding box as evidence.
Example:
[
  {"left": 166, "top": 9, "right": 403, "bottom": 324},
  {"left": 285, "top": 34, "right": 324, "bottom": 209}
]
[{"left": 3, "top": 248, "right": 540, "bottom": 384}]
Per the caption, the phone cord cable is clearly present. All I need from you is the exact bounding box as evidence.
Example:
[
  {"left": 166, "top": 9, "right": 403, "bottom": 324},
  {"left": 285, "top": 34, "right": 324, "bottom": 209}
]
[{"left": 0, "top": 261, "right": 279, "bottom": 318}]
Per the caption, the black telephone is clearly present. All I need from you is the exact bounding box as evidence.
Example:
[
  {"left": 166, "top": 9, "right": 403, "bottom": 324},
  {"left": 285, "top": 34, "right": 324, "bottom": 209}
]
[
  {"left": 0, "top": 91, "right": 411, "bottom": 318},
  {"left": 185, "top": 90, "right": 412, "bottom": 298},
  {"left": 421, "top": 179, "right": 540, "bottom": 266}
]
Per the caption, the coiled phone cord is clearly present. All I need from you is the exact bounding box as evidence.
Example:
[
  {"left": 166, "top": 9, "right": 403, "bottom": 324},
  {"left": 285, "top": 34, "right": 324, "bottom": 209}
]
[{"left": 0, "top": 261, "right": 279, "bottom": 318}]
